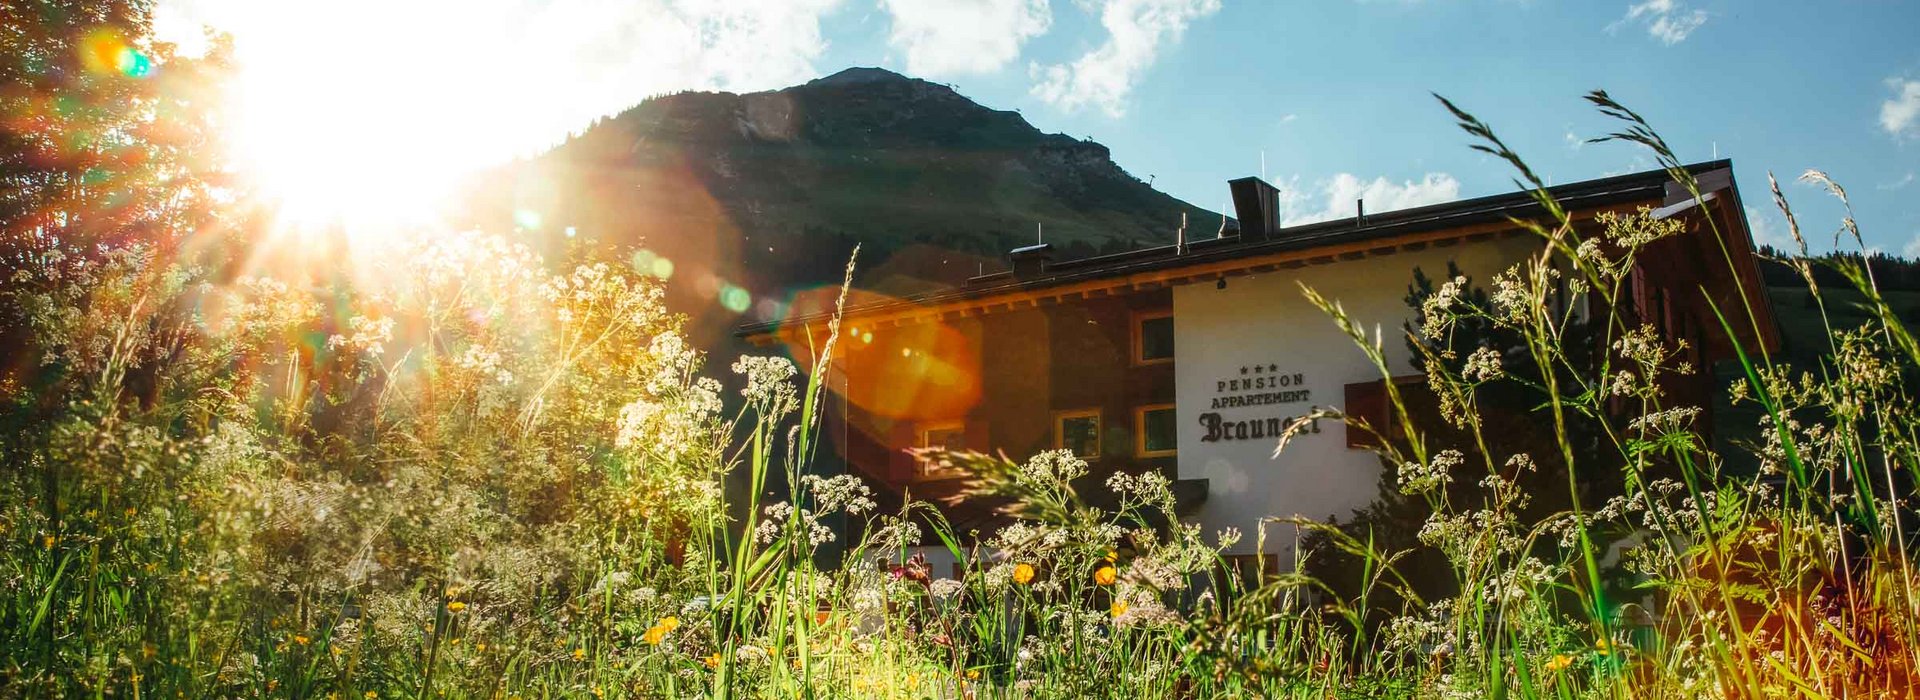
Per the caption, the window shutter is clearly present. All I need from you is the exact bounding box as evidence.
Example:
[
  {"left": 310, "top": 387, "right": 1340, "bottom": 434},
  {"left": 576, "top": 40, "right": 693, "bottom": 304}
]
[{"left": 1343, "top": 381, "right": 1387, "bottom": 449}]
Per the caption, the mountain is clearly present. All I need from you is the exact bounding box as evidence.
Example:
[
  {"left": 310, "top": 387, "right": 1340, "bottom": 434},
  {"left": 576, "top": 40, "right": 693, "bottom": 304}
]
[{"left": 463, "top": 67, "right": 1217, "bottom": 346}]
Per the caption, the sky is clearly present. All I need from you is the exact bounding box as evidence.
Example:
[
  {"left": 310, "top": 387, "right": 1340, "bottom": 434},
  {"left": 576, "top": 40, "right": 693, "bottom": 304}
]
[{"left": 154, "top": 0, "right": 1920, "bottom": 256}]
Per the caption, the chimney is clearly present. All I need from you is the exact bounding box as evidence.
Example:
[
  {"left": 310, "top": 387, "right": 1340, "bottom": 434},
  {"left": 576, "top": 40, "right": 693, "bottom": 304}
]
[
  {"left": 1228, "top": 176, "right": 1281, "bottom": 240},
  {"left": 1008, "top": 242, "right": 1054, "bottom": 280}
]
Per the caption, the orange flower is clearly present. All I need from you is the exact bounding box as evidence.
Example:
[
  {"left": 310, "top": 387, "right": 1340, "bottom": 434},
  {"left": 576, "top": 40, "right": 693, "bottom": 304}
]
[
  {"left": 1545, "top": 654, "right": 1573, "bottom": 672},
  {"left": 1093, "top": 565, "right": 1117, "bottom": 586},
  {"left": 1012, "top": 563, "right": 1036, "bottom": 585},
  {"left": 703, "top": 652, "right": 722, "bottom": 669},
  {"left": 814, "top": 610, "right": 830, "bottom": 626}
]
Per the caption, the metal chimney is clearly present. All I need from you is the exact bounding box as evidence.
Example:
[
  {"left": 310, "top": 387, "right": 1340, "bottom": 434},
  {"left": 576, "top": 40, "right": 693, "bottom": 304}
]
[
  {"left": 1008, "top": 243, "right": 1054, "bottom": 280},
  {"left": 1228, "top": 176, "right": 1281, "bottom": 240}
]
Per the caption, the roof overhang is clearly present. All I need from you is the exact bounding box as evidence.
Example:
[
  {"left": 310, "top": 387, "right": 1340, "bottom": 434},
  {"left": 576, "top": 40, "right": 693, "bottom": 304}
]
[{"left": 742, "top": 161, "right": 1777, "bottom": 351}]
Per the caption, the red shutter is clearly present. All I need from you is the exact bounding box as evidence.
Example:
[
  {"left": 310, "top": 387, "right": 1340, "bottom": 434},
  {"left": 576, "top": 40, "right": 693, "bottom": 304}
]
[{"left": 1343, "top": 380, "right": 1387, "bottom": 449}]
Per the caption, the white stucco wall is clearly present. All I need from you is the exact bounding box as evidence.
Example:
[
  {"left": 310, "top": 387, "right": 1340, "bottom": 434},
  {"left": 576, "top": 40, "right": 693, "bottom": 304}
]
[{"left": 1172, "top": 238, "right": 1539, "bottom": 557}]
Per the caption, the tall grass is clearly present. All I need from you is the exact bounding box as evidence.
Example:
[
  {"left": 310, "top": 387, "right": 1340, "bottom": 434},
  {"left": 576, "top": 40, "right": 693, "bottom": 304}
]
[{"left": 3, "top": 93, "right": 1916, "bottom": 699}]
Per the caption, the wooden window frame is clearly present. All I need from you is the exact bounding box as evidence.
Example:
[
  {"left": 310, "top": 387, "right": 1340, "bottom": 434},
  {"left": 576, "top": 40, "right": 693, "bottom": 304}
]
[
  {"left": 1054, "top": 408, "right": 1103, "bottom": 459},
  {"left": 1135, "top": 403, "right": 1178, "bottom": 458},
  {"left": 1131, "top": 309, "right": 1175, "bottom": 366},
  {"left": 917, "top": 420, "right": 968, "bottom": 477}
]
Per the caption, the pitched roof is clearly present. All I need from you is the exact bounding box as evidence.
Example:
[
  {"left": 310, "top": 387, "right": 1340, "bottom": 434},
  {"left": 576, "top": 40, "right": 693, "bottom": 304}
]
[{"left": 739, "top": 160, "right": 1758, "bottom": 338}]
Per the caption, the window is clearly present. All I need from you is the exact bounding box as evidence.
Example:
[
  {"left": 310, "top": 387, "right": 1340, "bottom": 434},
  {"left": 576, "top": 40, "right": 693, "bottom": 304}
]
[
  {"left": 917, "top": 421, "right": 966, "bottom": 477},
  {"left": 919, "top": 421, "right": 966, "bottom": 450},
  {"left": 1136, "top": 404, "right": 1177, "bottom": 457},
  {"left": 1133, "top": 311, "right": 1174, "bottom": 365},
  {"left": 1054, "top": 409, "right": 1102, "bottom": 459}
]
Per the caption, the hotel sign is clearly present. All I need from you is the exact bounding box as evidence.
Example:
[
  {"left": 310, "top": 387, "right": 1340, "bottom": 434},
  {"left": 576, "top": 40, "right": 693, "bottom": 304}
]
[{"left": 1199, "top": 362, "right": 1319, "bottom": 442}]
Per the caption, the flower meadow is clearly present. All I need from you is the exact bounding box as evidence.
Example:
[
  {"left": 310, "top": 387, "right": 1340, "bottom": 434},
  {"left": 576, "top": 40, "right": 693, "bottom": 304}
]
[{"left": 5, "top": 16, "right": 1920, "bottom": 698}]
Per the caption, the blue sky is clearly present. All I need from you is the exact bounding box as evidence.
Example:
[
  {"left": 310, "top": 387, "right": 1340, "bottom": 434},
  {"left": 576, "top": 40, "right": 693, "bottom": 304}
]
[
  {"left": 815, "top": 1, "right": 1919, "bottom": 255},
  {"left": 160, "top": 0, "right": 1919, "bottom": 254}
]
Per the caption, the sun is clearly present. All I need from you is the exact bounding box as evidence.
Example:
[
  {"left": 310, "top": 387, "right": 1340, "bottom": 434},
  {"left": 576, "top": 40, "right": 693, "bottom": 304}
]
[
  {"left": 207, "top": 5, "right": 578, "bottom": 246},
  {"left": 227, "top": 48, "right": 466, "bottom": 238}
]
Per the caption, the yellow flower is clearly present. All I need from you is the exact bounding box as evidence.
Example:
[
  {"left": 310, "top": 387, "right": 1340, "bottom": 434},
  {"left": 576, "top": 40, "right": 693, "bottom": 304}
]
[
  {"left": 643, "top": 616, "right": 680, "bottom": 645},
  {"left": 703, "top": 652, "right": 722, "bottom": 669},
  {"left": 1093, "top": 565, "right": 1117, "bottom": 586},
  {"left": 1594, "top": 639, "right": 1612, "bottom": 657},
  {"left": 1110, "top": 601, "right": 1129, "bottom": 618},
  {"left": 364, "top": 692, "right": 378, "bottom": 700},
  {"left": 572, "top": 647, "right": 587, "bottom": 661},
  {"left": 966, "top": 669, "right": 980, "bottom": 680},
  {"left": 293, "top": 634, "right": 310, "bottom": 646},
  {"left": 1012, "top": 563, "right": 1036, "bottom": 585},
  {"left": 475, "top": 642, "right": 486, "bottom": 652},
  {"left": 446, "top": 601, "right": 465, "bottom": 613},
  {"left": 1545, "top": 654, "right": 1573, "bottom": 672},
  {"left": 1104, "top": 550, "right": 1117, "bottom": 562}
]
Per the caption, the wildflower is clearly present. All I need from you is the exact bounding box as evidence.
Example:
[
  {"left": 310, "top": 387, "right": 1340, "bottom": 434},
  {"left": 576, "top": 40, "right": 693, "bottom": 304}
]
[
  {"left": 736, "top": 644, "right": 769, "bottom": 665},
  {"left": 1462, "top": 346, "right": 1503, "bottom": 382},
  {"left": 1397, "top": 449, "right": 1461, "bottom": 495},
  {"left": 365, "top": 693, "right": 378, "bottom": 700},
  {"left": 703, "top": 652, "right": 722, "bottom": 669},
  {"left": 1012, "top": 562, "right": 1036, "bottom": 586},
  {"left": 814, "top": 610, "right": 830, "bottom": 625},
  {"left": 572, "top": 647, "right": 587, "bottom": 661},
  {"left": 293, "top": 634, "right": 310, "bottom": 646},
  {"left": 446, "top": 601, "right": 465, "bottom": 613},
  {"left": 1595, "top": 639, "right": 1612, "bottom": 657},
  {"left": 1093, "top": 565, "right": 1117, "bottom": 586},
  {"left": 733, "top": 355, "right": 799, "bottom": 408},
  {"left": 967, "top": 669, "right": 981, "bottom": 680},
  {"left": 643, "top": 616, "right": 680, "bottom": 645},
  {"left": 1545, "top": 654, "right": 1572, "bottom": 672},
  {"left": 1110, "top": 601, "right": 1129, "bottom": 618}
]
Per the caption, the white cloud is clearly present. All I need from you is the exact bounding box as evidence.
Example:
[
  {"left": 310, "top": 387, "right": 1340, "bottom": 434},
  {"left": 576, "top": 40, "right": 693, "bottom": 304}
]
[
  {"left": 1881, "top": 172, "right": 1916, "bottom": 191},
  {"left": 154, "top": 0, "right": 844, "bottom": 168},
  {"left": 1881, "top": 79, "right": 1920, "bottom": 139},
  {"left": 1028, "top": 0, "right": 1221, "bottom": 116},
  {"left": 880, "top": 0, "right": 1052, "bottom": 77},
  {"left": 1276, "top": 173, "right": 1461, "bottom": 227},
  {"left": 1745, "top": 205, "right": 1794, "bottom": 251},
  {"left": 1611, "top": 0, "right": 1707, "bottom": 45},
  {"left": 1903, "top": 233, "right": 1920, "bottom": 260}
]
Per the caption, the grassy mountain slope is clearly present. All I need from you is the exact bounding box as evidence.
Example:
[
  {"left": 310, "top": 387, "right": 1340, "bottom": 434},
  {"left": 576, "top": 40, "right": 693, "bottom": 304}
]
[{"left": 464, "top": 67, "right": 1218, "bottom": 348}]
